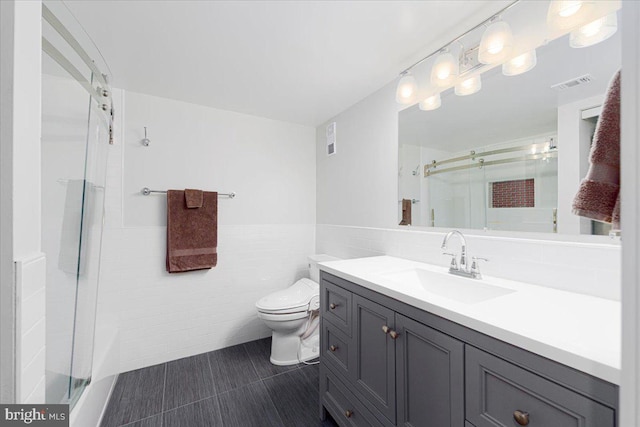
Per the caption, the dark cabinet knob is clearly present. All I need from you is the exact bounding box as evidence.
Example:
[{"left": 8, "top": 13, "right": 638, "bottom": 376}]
[
  {"left": 329, "top": 303, "right": 337, "bottom": 309},
  {"left": 345, "top": 410, "right": 353, "bottom": 418},
  {"left": 329, "top": 345, "right": 338, "bottom": 352},
  {"left": 513, "top": 410, "right": 530, "bottom": 426}
]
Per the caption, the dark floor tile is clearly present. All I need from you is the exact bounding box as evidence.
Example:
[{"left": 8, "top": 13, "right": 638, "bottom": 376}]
[
  {"left": 216, "top": 382, "right": 283, "bottom": 427},
  {"left": 120, "top": 414, "right": 163, "bottom": 427},
  {"left": 263, "top": 366, "right": 322, "bottom": 427},
  {"left": 163, "top": 353, "right": 216, "bottom": 410},
  {"left": 163, "top": 397, "right": 223, "bottom": 427},
  {"left": 243, "top": 338, "right": 300, "bottom": 379},
  {"left": 207, "top": 344, "right": 259, "bottom": 393},
  {"left": 100, "top": 364, "right": 165, "bottom": 427}
]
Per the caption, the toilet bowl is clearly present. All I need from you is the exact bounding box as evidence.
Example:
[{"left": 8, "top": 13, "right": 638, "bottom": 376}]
[{"left": 255, "top": 254, "right": 339, "bottom": 366}]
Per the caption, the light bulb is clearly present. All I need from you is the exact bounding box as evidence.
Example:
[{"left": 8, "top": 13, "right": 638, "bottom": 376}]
[
  {"left": 395, "top": 73, "right": 418, "bottom": 105},
  {"left": 478, "top": 20, "right": 514, "bottom": 65},
  {"left": 430, "top": 50, "right": 458, "bottom": 87},
  {"left": 502, "top": 50, "right": 537, "bottom": 76},
  {"left": 454, "top": 75, "right": 481, "bottom": 96},
  {"left": 547, "top": 1, "right": 594, "bottom": 32},
  {"left": 570, "top": 13, "right": 617, "bottom": 48},
  {"left": 419, "top": 93, "right": 442, "bottom": 111}
]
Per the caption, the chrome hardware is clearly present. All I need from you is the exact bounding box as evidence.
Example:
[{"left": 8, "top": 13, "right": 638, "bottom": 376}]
[
  {"left": 382, "top": 325, "right": 390, "bottom": 334},
  {"left": 441, "top": 230, "right": 486, "bottom": 279},
  {"left": 329, "top": 345, "right": 338, "bottom": 352},
  {"left": 140, "top": 187, "right": 236, "bottom": 198},
  {"left": 329, "top": 303, "right": 337, "bottom": 310},
  {"left": 513, "top": 410, "right": 529, "bottom": 426},
  {"left": 141, "top": 126, "right": 151, "bottom": 146},
  {"left": 345, "top": 410, "right": 353, "bottom": 418},
  {"left": 442, "top": 252, "right": 458, "bottom": 270},
  {"left": 100, "top": 103, "right": 109, "bottom": 111},
  {"left": 389, "top": 330, "right": 399, "bottom": 340},
  {"left": 470, "top": 256, "right": 489, "bottom": 280},
  {"left": 100, "top": 88, "right": 110, "bottom": 98}
]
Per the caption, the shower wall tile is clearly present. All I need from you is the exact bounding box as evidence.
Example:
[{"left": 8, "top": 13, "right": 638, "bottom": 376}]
[
  {"left": 15, "top": 253, "right": 47, "bottom": 404},
  {"left": 316, "top": 224, "right": 621, "bottom": 301}
]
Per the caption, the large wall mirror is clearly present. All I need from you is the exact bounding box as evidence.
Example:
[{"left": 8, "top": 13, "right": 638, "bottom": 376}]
[{"left": 398, "top": 1, "right": 621, "bottom": 238}]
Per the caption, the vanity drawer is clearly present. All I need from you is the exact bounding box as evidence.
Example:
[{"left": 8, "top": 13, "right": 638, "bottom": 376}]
[
  {"left": 321, "top": 280, "right": 352, "bottom": 335},
  {"left": 465, "top": 346, "right": 615, "bottom": 427},
  {"left": 322, "top": 319, "right": 352, "bottom": 377},
  {"left": 321, "top": 366, "right": 384, "bottom": 427}
]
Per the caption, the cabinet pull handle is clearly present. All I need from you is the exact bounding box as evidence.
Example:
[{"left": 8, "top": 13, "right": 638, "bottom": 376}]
[
  {"left": 329, "top": 303, "right": 337, "bottom": 309},
  {"left": 382, "top": 325, "right": 390, "bottom": 334},
  {"left": 345, "top": 410, "right": 353, "bottom": 418},
  {"left": 513, "top": 410, "right": 529, "bottom": 426},
  {"left": 329, "top": 345, "right": 338, "bottom": 352},
  {"left": 389, "top": 330, "right": 399, "bottom": 340}
]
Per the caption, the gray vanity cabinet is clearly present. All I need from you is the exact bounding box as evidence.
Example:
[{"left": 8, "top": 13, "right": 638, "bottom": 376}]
[
  {"left": 395, "top": 314, "right": 464, "bottom": 427},
  {"left": 319, "top": 272, "right": 618, "bottom": 427}
]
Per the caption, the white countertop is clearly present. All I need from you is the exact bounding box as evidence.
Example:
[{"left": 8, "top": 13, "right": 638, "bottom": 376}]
[{"left": 319, "top": 255, "right": 620, "bottom": 385}]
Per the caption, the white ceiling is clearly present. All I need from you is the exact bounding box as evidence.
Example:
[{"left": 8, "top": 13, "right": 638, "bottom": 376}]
[{"left": 63, "top": 0, "right": 511, "bottom": 126}]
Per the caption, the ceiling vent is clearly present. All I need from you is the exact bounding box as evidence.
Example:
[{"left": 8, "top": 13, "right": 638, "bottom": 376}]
[{"left": 551, "top": 74, "right": 594, "bottom": 91}]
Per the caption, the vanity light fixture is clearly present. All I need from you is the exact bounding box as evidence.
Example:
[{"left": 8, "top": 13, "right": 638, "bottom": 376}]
[
  {"left": 569, "top": 12, "right": 617, "bottom": 48},
  {"left": 419, "top": 93, "right": 442, "bottom": 111},
  {"left": 455, "top": 75, "right": 482, "bottom": 96},
  {"left": 502, "top": 50, "right": 537, "bottom": 76},
  {"left": 478, "top": 19, "right": 514, "bottom": 65},
  {"left": 430, "top": 49, "right": 458, "bottom": 87},
  {"left": 395, "top": 71, "right": 419, "bottom": 105},
  {"left": 547, "top": 1, "right": 593, "bottom": 31}
]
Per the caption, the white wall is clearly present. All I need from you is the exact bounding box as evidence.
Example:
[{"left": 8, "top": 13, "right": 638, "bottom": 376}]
[
  {"left": 0, "top": 0, "right": 46, "bottom": 404},
  {"left": 316, "top": 79, "right": 620, "bottom": 301},
  {"left": 99, "top": 90, "right": 316, "bottom": 372}
]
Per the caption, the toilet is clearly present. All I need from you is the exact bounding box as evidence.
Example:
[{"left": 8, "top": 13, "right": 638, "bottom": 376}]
[{"left": 256, "top": 254, "right": 340, "bottom": 366}]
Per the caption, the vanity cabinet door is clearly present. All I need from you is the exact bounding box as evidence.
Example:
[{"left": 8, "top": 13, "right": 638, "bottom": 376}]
[
  {"left": 352, "top": 295, "right": 396, "bottom": 423},
  {"left": 396, "top": 314, "right": 465, "bottom": 427}
]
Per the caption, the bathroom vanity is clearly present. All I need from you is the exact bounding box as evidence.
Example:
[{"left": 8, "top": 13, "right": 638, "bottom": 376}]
[{"left": 318, "top": 256, "right": 619, "bottom": 427}]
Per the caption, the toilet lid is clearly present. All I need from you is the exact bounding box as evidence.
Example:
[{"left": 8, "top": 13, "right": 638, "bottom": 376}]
[{"left": 255, "top": 278, "right": 319, "bottom": 313}]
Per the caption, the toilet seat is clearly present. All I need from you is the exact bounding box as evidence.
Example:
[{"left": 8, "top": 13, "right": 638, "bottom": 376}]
[{"left": 255, "top": 278, "right": 318, "bottom": 314}]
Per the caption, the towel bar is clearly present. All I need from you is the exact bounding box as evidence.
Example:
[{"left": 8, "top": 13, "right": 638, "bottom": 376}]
[{"left": 141, "top": 187, "right": 236, "bottom": 198}]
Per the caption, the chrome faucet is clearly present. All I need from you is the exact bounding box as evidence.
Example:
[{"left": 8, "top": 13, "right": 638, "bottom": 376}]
[{"left": 441, "top": 230, "right": 487, "bottom": 279}]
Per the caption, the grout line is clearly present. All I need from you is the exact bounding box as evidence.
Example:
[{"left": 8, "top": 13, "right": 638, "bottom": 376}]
[
  {"left": 261, "top": 378, "right": 287, "bottom": 427},
  {"left": 160, "top": 363, "right": 167, "bottom": 426},
  {"left": 118, "top": 413, "right": 161, "bottom": 427}
]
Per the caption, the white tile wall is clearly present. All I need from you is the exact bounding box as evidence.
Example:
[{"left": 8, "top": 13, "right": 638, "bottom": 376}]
[
  {"left": 98, "top": 89, "right": 317, "bottom": 373},
  {"left": 15, "top": 253, "right": 47, "bottom": 403},
  {"left": 100, "top": 224, "right": 314, "bottom": 372},
  {"left": 316, "top": 224, "right": 621, "bottom": 301}
]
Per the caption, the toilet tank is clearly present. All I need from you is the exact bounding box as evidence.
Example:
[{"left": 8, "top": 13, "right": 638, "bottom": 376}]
[{"left": 308, "top": 254, "right": 340, "bottom": 283}]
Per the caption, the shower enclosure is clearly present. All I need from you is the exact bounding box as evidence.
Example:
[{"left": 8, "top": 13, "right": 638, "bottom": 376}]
[{"left": 41, "top": 2, "right": 113, "bottom": 408}]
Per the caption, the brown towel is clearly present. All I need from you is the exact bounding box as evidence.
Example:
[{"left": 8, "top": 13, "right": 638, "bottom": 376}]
[
  {"left": 572, "top": 70, "right": 620, "bottom": 229},
  {"left": 166, "top": 189, "right": 218, "bottom": 273},
  {"left": 399, "top": 199, "right": 412, "bottom": 226},
  {"left": 185, "top": 189, "right": 203, "bottom": 208}
]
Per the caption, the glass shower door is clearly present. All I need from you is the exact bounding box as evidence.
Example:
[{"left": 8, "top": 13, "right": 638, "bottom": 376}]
[{"left": 41, "top": 1, "right": 112, "bottom": 408}]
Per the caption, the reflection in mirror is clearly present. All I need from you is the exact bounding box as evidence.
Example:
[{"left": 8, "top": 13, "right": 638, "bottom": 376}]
[{"left": 398, "top": 9, "right": 620, "bottom": 236}]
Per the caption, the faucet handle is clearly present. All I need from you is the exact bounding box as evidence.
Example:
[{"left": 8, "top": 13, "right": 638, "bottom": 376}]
[
  {"left": 471, "top": 256, "right": 488, "bottom": 272},
  {"left": 442, "top": 252, "right": 458, "bottom": 270}
]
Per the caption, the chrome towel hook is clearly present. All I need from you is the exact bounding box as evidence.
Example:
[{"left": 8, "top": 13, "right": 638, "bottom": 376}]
[{"left": 141, "top": 127, "right": 151, "bottom": 146}]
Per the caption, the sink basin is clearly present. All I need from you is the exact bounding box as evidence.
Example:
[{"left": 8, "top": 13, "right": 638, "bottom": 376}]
[{"left": 380, "top": 268, "right": 515, "bottom": 304}]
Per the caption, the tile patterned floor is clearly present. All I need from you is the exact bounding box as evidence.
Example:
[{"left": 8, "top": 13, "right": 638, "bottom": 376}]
[{"left": 100, "top": 338, "right": 338, "bottom": 427}]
